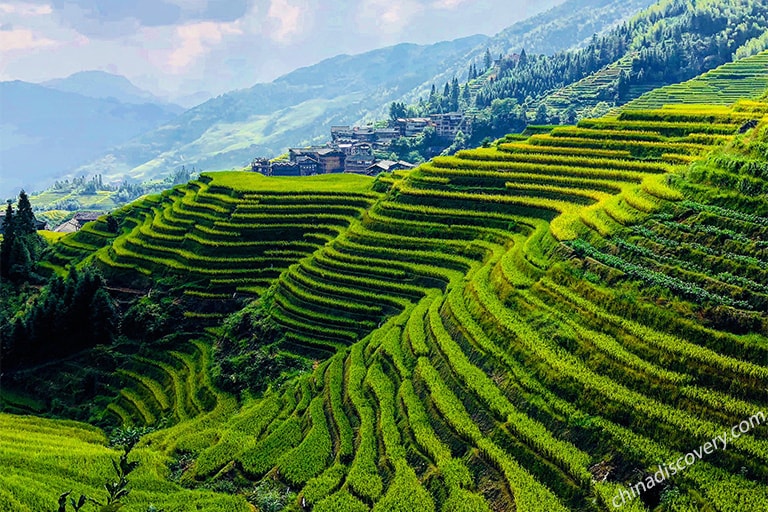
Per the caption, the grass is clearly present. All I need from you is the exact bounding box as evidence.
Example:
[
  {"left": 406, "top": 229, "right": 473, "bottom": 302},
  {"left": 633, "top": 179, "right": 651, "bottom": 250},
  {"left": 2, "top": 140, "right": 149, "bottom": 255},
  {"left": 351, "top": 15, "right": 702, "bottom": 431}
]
[{"left": 204, "top": 170, "right": 376, "bottom": 193}]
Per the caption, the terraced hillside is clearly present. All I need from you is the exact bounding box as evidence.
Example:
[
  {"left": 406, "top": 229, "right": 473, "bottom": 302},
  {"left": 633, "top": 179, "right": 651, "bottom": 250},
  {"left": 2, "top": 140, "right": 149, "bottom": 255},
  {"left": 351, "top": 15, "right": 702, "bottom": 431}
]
[
  {"left": 15, "top": 95, "right": 765, "bottom": 512},
  {"left": 107, "top": 338, "right": 225, "bottom": 427},
  {"left": 625, "top": 50, "right": 768, "bottom": 110},
  {"left": 48, "top": 173, "right": 378, "bottom": 321},
  {"left": 0, "top": 413, "right": 249, "bottom": 512}
]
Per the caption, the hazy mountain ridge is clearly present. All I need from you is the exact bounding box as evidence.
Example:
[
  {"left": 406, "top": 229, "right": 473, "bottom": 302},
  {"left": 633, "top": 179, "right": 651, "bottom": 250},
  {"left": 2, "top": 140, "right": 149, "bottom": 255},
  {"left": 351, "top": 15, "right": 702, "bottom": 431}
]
[
  {"left": 12, "top": 0, "right": 656, "bottom": 192},
  {"left": 76, "top": 36, "right": 490, "bottom": 182},
  {"left": 0, "top": 81, "right": 181, "bottom": 197},
  {"left": 42, "top": 71, "right": 184, "bottom": 112}
]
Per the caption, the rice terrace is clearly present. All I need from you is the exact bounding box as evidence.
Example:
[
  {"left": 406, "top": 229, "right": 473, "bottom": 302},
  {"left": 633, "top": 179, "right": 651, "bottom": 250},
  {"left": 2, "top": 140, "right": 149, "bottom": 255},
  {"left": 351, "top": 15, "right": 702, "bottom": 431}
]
[{"left": 2, "top": 1, "right": 768, "bottom": 511}]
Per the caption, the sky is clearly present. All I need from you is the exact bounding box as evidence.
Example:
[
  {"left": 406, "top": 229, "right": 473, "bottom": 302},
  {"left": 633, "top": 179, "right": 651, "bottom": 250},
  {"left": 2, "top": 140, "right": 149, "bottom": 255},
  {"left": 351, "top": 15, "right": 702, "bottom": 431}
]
[{"left": 0, "top": 0, "right": 565, "bottom": 103}]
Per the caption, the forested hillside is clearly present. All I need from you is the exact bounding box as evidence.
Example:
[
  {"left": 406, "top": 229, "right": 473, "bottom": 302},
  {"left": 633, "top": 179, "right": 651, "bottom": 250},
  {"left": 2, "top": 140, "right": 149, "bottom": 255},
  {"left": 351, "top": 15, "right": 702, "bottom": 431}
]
[
  {"left": 414, "top": 0, "right": 768, "bottom": 147},
  {"left": 3, "top": 46, "right": 768, "bottom": 510},
  {"left": 381, "top": 0, "right": 657, "bottom": 111}
]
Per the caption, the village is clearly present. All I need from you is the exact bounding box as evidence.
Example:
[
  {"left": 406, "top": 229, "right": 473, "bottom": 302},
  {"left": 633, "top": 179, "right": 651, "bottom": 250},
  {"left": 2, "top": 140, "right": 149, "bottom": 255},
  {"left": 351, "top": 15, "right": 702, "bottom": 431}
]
[{"left": 250, "top": 111, "right": 473, "bottom": 177}]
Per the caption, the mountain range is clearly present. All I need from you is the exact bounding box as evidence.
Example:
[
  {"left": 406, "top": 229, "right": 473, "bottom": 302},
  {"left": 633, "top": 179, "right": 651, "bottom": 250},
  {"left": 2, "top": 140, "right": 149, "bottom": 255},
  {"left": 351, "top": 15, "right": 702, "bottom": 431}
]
[
  {"left": 1, "top": 0, "right": 658, "bottom": 197},
  {"left": 0, "top": 74, "right": 182, "bottom": 197}
]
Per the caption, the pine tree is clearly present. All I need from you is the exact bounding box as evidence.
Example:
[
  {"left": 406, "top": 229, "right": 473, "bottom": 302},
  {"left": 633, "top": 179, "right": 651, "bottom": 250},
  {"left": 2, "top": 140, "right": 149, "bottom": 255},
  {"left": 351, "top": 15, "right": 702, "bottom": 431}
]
[
  {"left": 1, "top": 200, "right": 14, "bottom": 279},
  {"left": 535, "top": 103, "right": 549, "bottom": 125},
  {"left": 89, "top": 287, "right": 118, "bottom": 346},
  {"left": 15, "top": 190, "right": 36, "bottom": 235},
  {"left": 8, "top": 237, "right": 32, "bottom": 282},
  {"left": 450, "top": 78, "right": 460, "bottom": 111},
  {"left": 484, "top": 49, "right": 492, "bottom": 70},
  {"left": 518, "top": 48, "right": 528, "bottom": 68}
]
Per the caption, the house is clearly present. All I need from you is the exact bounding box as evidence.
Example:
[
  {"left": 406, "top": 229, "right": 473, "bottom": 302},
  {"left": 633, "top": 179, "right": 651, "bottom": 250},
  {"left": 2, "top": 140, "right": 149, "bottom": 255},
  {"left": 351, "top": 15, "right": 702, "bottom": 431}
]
[
  {"left": 331, "top": 126, "right": 354, "bottom": 142},
  {"left": 251, "top": 158, "right": 272, "bottom": 175},
  {"left": 395, "top": 117, "right": 433, "bottom": 137},
  {"left": 344, "top": 145, "right": 376, "bottom": 173},
  {"left": 315, "top": 148, "right": 346, "bottom": 173},
  {"left": 374, "top": 128, "right": 401, "bottom": 144},
  {"left": 53, "top": 212, "right": 101, "bottom": 233},
  {"left": 289, "top": 147, "right": 346, "bottom": 173},
  {"left": 365, "top": 160, "right": 415, "bottom": 176},
  {"left": 430, "top": 112, "right": 473, "bottom": 139},
  {"left": 351, "top": 127, "right": 376, "bottom": 143},
  {"left": 296, "top": 156, "right": 320, "bottom": 176},
  {"left": 270, "top": 161, "right": 301, "bottom": 176}
]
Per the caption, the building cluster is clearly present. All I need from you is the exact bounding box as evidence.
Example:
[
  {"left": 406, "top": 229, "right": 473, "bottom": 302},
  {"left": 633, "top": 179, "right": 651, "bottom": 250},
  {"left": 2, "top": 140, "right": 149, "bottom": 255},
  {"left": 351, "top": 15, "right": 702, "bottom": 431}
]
[
  {"left": 52, "top": 212, "right": 101, "bottom": 233},
  {"left": 251, "top": 111, "right": 472, "bottom": 177}
]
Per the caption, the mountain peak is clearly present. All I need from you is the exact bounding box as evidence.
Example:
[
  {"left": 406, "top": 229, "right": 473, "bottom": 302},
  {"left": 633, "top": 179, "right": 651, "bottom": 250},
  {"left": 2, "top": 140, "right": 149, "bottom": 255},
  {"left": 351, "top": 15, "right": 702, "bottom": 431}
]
[{"left": 41, "top": 70, "right": 181, "bottom": 110}]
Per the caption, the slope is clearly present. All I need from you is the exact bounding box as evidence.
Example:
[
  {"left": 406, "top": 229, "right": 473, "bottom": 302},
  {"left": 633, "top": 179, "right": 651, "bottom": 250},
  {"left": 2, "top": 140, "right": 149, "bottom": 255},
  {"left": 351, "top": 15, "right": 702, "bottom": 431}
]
[
  {"left": 0, "top": 413, "right": 249, "bottom": 512},
  {"left": 23, "top": 82, "right": 768, "bottom": 511},
  {"left": 374, "top": 0, "right": 657, "bottom": 114},
  {"left": 74, "top": 37, "right": 488, "bottom": 183},
  {"left": 179, "top": 99, "right": 768, "bottom": 511},
  {"left": 71, "top": 0, "right": 656, "bottom": 186},
  {"left": 468, "top": 0, "right": 768, "bottom": 132},
  {"left": 624, "top": 50, "right": 768, "bottom": 109}
]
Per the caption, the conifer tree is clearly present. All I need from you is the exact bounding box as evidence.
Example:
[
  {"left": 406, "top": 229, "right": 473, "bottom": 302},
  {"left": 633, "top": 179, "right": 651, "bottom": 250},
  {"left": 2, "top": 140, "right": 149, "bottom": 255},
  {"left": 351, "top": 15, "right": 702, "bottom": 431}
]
[
  {"left": 15, "top": 190, "right": 36, "bottom": 235},
  {"left": 518, "top": 48, "right": 528, "bottom": 68},
  {"left": 1, "top": 200, "right": 14, "bottom": 279},
  {"left": 450, "top": 78, "right": 460, "bottom": 111},
  {"left": 535, "top": 103, "right": 549, "bottom": 124}
]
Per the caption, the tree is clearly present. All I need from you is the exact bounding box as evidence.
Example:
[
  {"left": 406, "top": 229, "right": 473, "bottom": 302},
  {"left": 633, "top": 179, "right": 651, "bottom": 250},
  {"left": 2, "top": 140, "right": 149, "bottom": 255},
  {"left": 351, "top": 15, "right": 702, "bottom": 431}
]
[
  {"left": 450, "top": 78, "right": 460, "bottom": 111},
  {"left": 518, "top": 48, "right": 528, "bottom": 68},
  {"left": 1, "top": 192, "right": 42, "bottom": 283},
  {"left": 518, "top": 106, "right": 529, "bottom": 127},
  {"left": 89, "top": 287, "right": 118, "bottom": 346},
  {"left": 106, "top": 215, "right": 120, "bottom": 234},
  {"left": 15, "top": 190, "right": 36, "bottom": 235},
  {"left": 1, "top": 200, "right": 14, "bottom": 279},
  {"left": 617, "top": 69, "right": 630, "bottom": 100},
  {"left": 564, "top": 106, "right": 578, "bottom": 125},
  {"left": 462, "top": 83, "right": 471, "bottom": 102},
  {"left": 8, "top": 237, "right": 32, "bottom": 283},
  {"left": 389, "top": 101, "right": 407, "bottom": 123},
  {"left": 535, "top": 103, "right": 549, "bottom": 125},
  {"left": 484, "top": 48, "right": 492, "bottom": 70}
]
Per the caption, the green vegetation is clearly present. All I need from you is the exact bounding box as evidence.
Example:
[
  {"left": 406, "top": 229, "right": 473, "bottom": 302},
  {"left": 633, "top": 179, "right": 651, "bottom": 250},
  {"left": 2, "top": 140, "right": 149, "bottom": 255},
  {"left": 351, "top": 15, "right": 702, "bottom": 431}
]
[
  {"left": 3, "top": 55, "right": 768, "bottom": 512},
  {"left": 394, "top": 0, "right": 768, "bottom": 157},
  {"left": 28, "top": 167, "right": 200, "bottom": 217}
]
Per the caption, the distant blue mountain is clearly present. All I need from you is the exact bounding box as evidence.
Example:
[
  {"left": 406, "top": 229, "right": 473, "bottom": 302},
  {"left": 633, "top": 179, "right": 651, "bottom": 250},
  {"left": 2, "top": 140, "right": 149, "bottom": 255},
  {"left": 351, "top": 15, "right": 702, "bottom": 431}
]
[
  {"left": 0, "top": 80, "right": 181, "bottom": 197},
  {"left": 42, "top": 71, "right": 184, "bottom": 112}
]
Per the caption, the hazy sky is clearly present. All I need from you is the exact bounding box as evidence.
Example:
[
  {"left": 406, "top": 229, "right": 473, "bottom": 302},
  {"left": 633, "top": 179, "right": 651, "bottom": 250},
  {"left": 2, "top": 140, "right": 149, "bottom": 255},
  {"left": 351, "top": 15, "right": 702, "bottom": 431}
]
[{"left": 0, "top": 0, "right": 564, "bottom": 101}]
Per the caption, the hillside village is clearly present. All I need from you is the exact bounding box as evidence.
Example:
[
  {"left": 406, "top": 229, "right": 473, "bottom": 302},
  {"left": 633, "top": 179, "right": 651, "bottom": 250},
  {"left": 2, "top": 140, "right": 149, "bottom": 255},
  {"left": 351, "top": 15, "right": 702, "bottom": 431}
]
[{"left": 251, "top": 111, "right": 474, "bottom": 176}]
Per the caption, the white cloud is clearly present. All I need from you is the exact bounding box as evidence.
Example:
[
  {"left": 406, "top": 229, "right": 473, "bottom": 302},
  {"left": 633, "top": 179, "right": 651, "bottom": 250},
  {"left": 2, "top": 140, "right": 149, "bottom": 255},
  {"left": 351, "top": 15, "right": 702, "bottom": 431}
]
[
  {"left": 0, "top": 27, "right": 57, "bottom": 51},
  {"left": 358, "top": 0, "right": 423, "bottom": 31},
  {"left": 267, "top": 0, "right": 302, "bottom": 43},
  {"left": 431, "top": 0, "right": 468, "bottom": 9},
  {"left": 167, "top": 20, "right": 243, "bottom": 71},
  {"left": 0, "top": 3, "right": 53, "bottom": 16}
]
